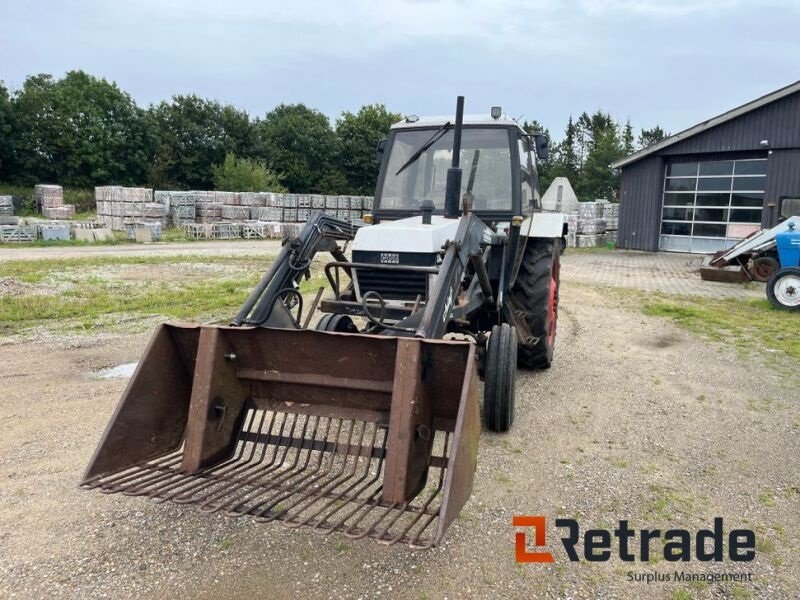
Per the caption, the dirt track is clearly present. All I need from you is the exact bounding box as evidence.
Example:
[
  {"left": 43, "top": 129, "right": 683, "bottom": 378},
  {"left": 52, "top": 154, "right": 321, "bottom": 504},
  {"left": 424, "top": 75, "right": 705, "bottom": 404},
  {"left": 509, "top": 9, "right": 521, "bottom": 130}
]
[{"left": 1, "top": 263, "right": 797, "bottom": 599}]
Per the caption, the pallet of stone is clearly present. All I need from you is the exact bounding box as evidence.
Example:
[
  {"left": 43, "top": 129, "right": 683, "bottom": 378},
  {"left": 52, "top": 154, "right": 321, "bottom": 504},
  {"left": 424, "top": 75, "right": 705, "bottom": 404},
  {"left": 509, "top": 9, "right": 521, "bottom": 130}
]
[
  {"left": 42, "top": 205, "right": 76, "bottom": 219},
  {"left": 578, "top": 202, "right": 604, "bottom": 219},
  {"left": 183, "top": 223, "right": 210, "bottom": 240},
  {"left": 362, "top": 196, "right": 374, "bottom": 211},
  {"left": 142, "top": 203, "right": 166, "bottom": 219},
  {"left": 0, "top": 225, "right": 37, "bottom": 242},
  {"left": 215, "top": 191, "right": 240, "bottom": 206},
  {"left": 297, "top": 209, "right": 311, "bottom": 222},
  {"left": 240, "top": 192, "right": 267, "bottom": 207},
  {"left": 211, "top": 222, "right": 242, "bottom": 239},
  {"left": 242, "top": 221, "right": 268, "bottom": 239},
  {"left": 606, "top": 231, "right": 618, "bottom": 245},
  {"left": 576, "top": 234, "right": 607, "bottom": 248},
  {"left": 577, "top": 218, "right": 607, "bottom": 235},
  {"left": 325, "top": 196, "right": 338, "bottom": 209},
  {"left": 348, "top": 196, "right": 362, "bottom": 210},
  {"left": 281, "top": 194, "right": 297, "bottom": 209},
  {"left": 310, "top": 194, "right": 325, "bottom": 209},
  {"left": 40, "top": 222, "right": 71, "bottom": 241},
  {"left": 283, "top": 208, "right": 298, "bottom": 222},
  {"left": 221, "top": 205, "right": 251, "bottom": 220},
  {"left": 35, "top": 184, "right": 64, "bottom": 209},
  {"left": 566, "top": 231, "right": 578, "bottom": 249},
  {"left": 0, "top": 196, "right": 13, "bottom": 216},
  {"left": 256, "top": 206, "right": 283, "bottom": 221},
  {"left": 125, "top": 221, "right": 162, "bottom": 241},
  {"left": 348, "top": 209, "right": 362, "bottom": 222},
  {"left": 335, "top": 210, "right": 349, "bottom": 222},
  {"left": 170, "top": 204, "right": 196, "bottom": 226}
]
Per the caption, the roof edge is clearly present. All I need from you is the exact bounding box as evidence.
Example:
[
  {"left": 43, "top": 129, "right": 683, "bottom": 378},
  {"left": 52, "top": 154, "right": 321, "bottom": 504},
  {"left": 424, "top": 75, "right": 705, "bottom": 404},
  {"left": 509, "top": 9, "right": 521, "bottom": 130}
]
[{"left": 612, "top": 79, "right": 800, "bottom": 169}]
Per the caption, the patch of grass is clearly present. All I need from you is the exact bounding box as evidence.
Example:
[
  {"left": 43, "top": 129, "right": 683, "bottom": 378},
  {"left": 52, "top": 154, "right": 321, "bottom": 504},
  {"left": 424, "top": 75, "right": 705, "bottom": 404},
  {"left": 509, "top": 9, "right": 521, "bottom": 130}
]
[
  {"left": 747, "top": 398, "right": 775, "bottom": 413},
  {"left": 755, "top": 536, "right": 776, "bottom": 554},
  {"left": 609, "top": 457, "right": 629, "bottom": 469},
  {"left": 729, "top": 584, "right": 753, "bottom": 600},
  {"left": 645, "top": 484, "right": 694, "bottom": 520},
  {"left": 219, "top": 538, "right": 233, "bottom": 551},
  {"left": 0, "top": 255, "right": 276, "bottom": 334},
  {"left": 638, "top": 295, "right": 800, "bottom": 361},
  {"left": 757, "top": 489, "right": 777, "bottom": 508},
  {"left": 670, "top": 589, "right": 694, "bottom": 600}
]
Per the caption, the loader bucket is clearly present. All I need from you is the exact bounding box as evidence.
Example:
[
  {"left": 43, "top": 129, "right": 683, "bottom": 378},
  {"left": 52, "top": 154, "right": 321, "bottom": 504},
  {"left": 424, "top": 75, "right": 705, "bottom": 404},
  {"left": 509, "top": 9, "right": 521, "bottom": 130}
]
[{"left": 82, "top": 323, "right": 480, "bottom": 549}]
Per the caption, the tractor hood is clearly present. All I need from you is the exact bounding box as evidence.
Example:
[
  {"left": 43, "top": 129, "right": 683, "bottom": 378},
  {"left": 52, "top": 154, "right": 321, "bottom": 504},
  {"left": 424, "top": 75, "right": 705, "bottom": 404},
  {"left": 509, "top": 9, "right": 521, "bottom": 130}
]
[{"left": 353, "top": 216, "right": 461, "bottom": 254}]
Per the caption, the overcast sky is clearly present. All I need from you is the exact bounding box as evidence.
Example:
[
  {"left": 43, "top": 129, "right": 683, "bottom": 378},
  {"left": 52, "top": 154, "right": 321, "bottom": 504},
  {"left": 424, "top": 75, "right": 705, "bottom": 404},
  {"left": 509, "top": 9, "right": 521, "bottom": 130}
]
[{"left": 1, "top": 0, "right": 798, "bottom": 140}]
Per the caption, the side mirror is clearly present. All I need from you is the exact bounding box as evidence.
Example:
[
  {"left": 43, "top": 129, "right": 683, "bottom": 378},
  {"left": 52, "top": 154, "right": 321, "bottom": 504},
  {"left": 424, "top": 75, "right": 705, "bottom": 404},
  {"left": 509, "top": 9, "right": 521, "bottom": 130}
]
[
  {"left": 534, "top": 134, "right": 550, "bottom": 161},
  {"left": 376, "top": 138, "right": 387, "bottom": 164}
]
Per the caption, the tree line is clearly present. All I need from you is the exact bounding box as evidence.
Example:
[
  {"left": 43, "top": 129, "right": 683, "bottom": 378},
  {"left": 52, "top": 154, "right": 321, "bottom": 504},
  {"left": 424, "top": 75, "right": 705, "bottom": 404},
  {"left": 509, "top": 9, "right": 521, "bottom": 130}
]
[{"left": 0, "top": 70, "right": 668, "bottom": 199}]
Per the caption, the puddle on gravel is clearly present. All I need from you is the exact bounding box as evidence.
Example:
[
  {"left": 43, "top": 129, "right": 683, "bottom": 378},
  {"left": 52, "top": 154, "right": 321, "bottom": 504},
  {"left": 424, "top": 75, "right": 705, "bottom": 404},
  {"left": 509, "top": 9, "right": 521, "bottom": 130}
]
[{"left": 94, "top": 362, "right": 138, "bottom": 379}]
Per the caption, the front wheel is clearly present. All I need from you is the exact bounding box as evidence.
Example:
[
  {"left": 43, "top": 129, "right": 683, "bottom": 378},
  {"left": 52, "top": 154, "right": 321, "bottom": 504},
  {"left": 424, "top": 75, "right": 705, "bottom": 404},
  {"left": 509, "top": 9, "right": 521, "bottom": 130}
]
[
  {"left": 511, "top": 238, "right": 561, "bottom": 369},
  {"left": 483, "top": 324, "right": 517, "bottom": 433},
  {"left": 767, "top": 267, "right": 800, "bottom": 311}
]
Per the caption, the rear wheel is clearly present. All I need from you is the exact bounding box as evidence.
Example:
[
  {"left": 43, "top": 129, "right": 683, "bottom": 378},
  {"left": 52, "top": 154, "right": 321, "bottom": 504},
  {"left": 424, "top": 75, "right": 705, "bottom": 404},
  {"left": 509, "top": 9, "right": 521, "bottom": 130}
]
[
  {"left": 511, "top": 239, "right": 561, "bottom": 369},
  {"left": 315, "top": 314, "right": 359, "bottom": 332},
  {"left": 483, "top": 323, "right": 517, "bottom": 432},
  {"left": 767, "top": 267, "right": 800, "bottom": 311}
]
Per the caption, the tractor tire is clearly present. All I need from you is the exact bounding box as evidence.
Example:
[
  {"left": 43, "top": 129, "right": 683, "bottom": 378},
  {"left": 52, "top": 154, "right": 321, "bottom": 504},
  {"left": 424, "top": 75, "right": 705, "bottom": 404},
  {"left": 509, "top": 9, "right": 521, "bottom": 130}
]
[
  {"left": 511, "top": 238, "right": 561, "bottom": 369},
  {"left": 483, "top": 323, "right": 517, "bottom": 433},
  {"left": 766, "top": 267, "right": 800, "bottom": 311},
  {"left": 315, "top": 314, "right": 359, "bottom": 332},
  {"left": 751, "top": 256, "right": 780, "bottom": 282}
]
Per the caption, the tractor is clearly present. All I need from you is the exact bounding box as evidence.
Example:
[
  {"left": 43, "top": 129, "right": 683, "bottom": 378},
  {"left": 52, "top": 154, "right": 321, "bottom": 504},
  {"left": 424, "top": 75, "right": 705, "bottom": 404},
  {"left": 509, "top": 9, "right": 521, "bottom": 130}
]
[{"left": 81, "top": 97, "right": 568, "bottom": 548}]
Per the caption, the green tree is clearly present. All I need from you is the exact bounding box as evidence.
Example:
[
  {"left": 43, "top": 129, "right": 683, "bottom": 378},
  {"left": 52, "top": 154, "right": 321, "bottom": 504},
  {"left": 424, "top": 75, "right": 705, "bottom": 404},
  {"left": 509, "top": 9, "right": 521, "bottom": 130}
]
[
  {"left": 335, "top": 104, "right": 401, "bottom": 194},
  {"left": 622, "top": 119, "right": 635, "bottom": 155},
  {"left": 150, "top": 95, "right": 254, "bottom": 189},
  {"left": 638, "top": 125, "right": 668, "bottom": 149},
  {"left": 212, "top": 152, "right": 285, "bottom": 192},
  {"left": 257, "top": 103, "right": 338, "bottom": 193},
  {"left": 6, "top": 71, "right": 155, "bottom": 186},
  {"left": 580, "top": 123, "right": 625, "bottom": 201},
  {"left": 0, "top": 82, "right": 12, "bottom": 180}
]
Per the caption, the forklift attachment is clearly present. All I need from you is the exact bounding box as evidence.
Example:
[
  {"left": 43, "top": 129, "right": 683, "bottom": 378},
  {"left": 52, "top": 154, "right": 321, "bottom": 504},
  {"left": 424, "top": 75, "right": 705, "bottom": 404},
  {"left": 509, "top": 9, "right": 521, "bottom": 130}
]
[{"left": 82, "top": 323, "right": 480, "bottom": 549}]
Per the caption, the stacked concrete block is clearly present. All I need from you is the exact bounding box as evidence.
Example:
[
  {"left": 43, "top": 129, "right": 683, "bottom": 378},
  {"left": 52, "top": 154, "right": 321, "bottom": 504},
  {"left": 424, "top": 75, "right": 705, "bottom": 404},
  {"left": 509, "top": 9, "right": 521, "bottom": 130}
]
[
  {"left": 125, "top": 221, "right": 162, "bottom": 242},
  {"left": 195, "top": 198, "right": 223, "bottom": 223},
  {"left": 37, "top": 184, "right": 76, "bottom": 219},
  {"left": 0, "top": 196, "right": 13, "bottom": 216},
  {"left": 221, "top": 205, "right": 251, "bottom": 221},
  {"left": 95, "top": 186, "right": 157, "bottom": 230},
  {"left": 311, "top": 194, "right": 326, "bottom": 209},
  {"left": 40, "top": 222, "right": 71, "bottom": 241}
]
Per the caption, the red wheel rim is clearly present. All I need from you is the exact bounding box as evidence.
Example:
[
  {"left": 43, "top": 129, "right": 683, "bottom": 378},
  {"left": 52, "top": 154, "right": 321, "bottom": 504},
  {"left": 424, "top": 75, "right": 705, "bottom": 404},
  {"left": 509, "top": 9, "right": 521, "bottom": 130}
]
[{"left": 547, "top": 258, "right": 560, "bottom": 347}]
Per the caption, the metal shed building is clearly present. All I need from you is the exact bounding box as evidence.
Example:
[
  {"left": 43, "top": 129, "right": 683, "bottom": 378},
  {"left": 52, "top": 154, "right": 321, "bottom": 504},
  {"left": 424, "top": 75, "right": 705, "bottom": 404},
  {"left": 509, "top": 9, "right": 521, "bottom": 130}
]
[{"left": 612, "top": 80, "right": 800, "bottom": 253}]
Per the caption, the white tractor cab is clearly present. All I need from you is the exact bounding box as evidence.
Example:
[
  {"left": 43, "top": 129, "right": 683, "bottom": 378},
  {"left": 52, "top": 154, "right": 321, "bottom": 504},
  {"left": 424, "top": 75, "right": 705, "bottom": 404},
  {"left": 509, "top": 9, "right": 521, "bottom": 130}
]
[{"left": 342, "top": 99, "right": 568, "bottom": 424}]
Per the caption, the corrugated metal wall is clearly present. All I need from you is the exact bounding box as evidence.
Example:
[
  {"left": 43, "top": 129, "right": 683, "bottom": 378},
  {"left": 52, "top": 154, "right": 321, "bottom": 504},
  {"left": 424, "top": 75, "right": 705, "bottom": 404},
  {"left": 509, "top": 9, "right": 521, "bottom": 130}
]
[
  {"left": 618, "top": 89, "right": 800, "bottom": 250},
  {"left": 765, "top": 149, "right": 800, "bottom": 226},
  {"left": 617, "top": 156, "right": 663, "bottom": 251},
  {"left": 661, "top": 92, "right": 800, "bottom": 155}
]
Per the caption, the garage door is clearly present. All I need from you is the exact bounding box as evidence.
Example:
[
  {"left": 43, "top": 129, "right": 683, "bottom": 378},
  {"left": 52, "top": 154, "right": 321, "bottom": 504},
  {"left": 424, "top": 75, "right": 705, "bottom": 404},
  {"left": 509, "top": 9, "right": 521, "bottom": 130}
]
[{"left": 659, "top": 158, "right": 766, "bottom": 253}]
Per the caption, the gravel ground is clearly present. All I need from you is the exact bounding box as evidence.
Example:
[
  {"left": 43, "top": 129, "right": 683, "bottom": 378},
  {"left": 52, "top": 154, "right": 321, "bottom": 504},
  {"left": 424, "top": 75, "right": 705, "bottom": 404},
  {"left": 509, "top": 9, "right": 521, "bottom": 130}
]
[{"left": 1, "top": 266, "right": 798, "bottom": 599}]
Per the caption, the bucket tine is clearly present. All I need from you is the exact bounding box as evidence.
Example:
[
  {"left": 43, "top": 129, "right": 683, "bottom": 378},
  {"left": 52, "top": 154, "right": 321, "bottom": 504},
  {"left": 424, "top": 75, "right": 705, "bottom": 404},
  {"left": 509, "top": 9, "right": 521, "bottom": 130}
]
[{"left": 81, "top": 325, "right": 480, "bottom": 549}]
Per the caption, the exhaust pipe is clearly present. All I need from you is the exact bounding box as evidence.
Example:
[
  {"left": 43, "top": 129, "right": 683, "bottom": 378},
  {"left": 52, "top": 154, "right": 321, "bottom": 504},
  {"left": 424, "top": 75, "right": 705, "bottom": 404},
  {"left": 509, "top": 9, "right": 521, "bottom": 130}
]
[{"left": 444, "top": 96, "right": 464, "bottom": 219}]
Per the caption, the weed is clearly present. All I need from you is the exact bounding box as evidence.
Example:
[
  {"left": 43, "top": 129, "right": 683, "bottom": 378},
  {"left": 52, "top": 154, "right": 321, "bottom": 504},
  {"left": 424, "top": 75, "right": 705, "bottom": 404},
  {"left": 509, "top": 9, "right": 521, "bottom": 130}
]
[{"left": 757, "top": 490, "right": 777, "bottom": 508}]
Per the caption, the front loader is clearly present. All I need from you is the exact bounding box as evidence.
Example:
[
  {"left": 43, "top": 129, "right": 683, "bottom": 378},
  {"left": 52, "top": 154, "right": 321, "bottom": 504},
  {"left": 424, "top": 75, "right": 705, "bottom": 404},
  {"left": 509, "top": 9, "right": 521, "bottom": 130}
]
[{"left": 82, "top": 97, "right": 568, "bottom": 549}]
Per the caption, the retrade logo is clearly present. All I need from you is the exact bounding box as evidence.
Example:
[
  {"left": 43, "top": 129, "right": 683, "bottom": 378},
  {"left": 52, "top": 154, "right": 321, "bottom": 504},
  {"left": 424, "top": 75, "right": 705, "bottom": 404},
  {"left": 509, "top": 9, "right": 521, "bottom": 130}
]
[
  {"left": 514, "top": 517, "right": 756, "bottom": 563},
  {"left": 513, "top": 516, "right": 554, "bottom": 563}
]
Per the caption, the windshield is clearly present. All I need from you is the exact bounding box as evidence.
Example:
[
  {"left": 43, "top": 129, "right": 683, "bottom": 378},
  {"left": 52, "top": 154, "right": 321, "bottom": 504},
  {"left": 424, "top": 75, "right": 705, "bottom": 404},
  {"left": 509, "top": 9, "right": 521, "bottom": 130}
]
[{"left": 378, "top": 127, "right": 513, "bottom": 212}]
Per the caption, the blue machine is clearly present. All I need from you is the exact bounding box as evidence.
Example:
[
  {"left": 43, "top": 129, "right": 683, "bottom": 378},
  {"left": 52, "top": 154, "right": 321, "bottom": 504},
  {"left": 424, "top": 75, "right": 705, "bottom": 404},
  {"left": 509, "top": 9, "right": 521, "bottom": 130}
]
[{"left": 767, "top": 221, "right": 800, "bottom": 310}]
